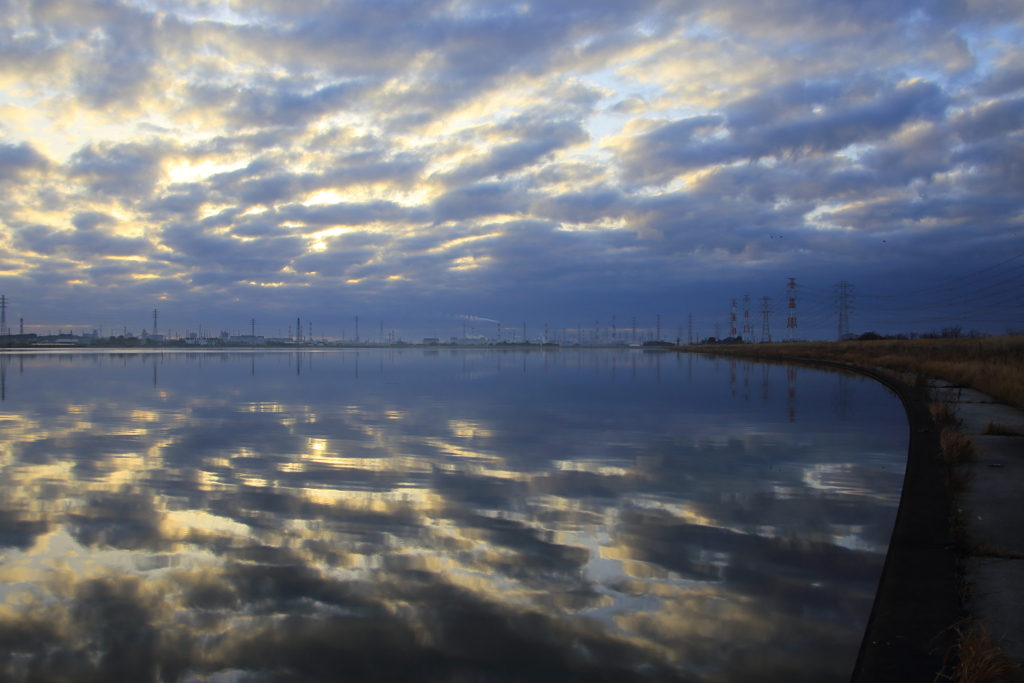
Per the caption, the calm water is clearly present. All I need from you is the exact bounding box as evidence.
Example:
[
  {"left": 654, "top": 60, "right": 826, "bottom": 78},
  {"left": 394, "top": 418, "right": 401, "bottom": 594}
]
[{"left": 0, "top": 349, "right": 907, "bottom": 683}]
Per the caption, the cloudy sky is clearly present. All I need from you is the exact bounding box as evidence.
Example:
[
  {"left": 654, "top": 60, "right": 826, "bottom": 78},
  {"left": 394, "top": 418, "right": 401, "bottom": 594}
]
[{"left": 1, "top": 0, "right": 1022, "bottom": 340}]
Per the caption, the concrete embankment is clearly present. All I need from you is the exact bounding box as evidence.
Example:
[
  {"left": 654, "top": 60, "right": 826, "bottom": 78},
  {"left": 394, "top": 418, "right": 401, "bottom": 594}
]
[
  {"left": 931, "top": 383, "right": 1024, "bottom": 663},
  {"left": 785, "top": 360, "right": 962, "bottom": 683},
  {"left": 671, "top": 350, "right": 1024, "bottom": 679},
  {"left": 681, "top": 352, "right": 1024, "bottom": 681}
]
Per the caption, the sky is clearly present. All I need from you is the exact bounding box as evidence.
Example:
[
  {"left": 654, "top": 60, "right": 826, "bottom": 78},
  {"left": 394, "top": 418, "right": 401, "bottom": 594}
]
[{"left": 1, "top": 0, "right": 1022, "bottom": 341}]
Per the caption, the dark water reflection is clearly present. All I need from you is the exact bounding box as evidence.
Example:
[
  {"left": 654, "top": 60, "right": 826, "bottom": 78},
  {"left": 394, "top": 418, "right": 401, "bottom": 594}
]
[{"left": 0, "top": 350, "right": 907, "bottom": 682}]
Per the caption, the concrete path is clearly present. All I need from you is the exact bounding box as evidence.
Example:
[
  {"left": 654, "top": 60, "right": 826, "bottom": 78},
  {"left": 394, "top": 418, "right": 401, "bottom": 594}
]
[{"left": 932, "top": 381, "right": 1024, "bottom": 660}]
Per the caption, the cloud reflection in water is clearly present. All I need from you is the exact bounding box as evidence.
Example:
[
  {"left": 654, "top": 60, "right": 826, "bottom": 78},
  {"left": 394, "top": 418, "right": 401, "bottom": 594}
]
[{"left": 0, "top": 350, "right": 907, "bottom": 682}]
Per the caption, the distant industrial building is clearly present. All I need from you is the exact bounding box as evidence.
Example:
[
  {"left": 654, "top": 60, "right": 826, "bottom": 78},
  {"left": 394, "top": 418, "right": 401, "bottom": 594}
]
[{"left": 228, "top": 335, "right": 266, "bottom": 345}]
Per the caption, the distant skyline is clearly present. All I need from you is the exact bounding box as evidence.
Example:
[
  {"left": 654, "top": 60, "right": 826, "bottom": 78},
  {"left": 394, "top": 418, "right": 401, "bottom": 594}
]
[{"left": 1, "top": 0, "right": 1022, "bottom": 340}]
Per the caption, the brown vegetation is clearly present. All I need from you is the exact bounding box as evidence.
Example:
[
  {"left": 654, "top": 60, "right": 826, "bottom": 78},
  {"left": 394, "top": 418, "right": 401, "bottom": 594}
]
[
  {"left": 680, "top": 336, "right": 1024, "bottom": 411},
  {"left": 938, "top": 619, "right": 1024, "bottom": 683},
  {"left": 932, "top": 402, "right": 962, "bottom": 429},
  {"left": 983, "top": 421, "right": 1024, "bottom": 436}
]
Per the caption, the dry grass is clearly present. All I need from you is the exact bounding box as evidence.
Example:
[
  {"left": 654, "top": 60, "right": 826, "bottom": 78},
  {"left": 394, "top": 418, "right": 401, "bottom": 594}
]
[
  {"left": 933, "top": 402, "right": 962, "bottom": 428},
  {"left": 973, "top": 542, "right": 1024, "bottom": 560},
  {"left": 983, "top": 421, "right": 1024, "bottom": 436},
  {"left": 679, "top": 336, "right": 1024, "bottom": 411},
  {"left": 941, "top": 428, "right": 977, "bottom": 467},
  {"left": 938, "top": 620, "right": 1024, "bottom": 683}
]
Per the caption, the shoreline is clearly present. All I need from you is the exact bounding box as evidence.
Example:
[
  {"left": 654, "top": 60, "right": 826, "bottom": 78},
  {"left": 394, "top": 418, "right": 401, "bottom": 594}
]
[{"left": 674, "top": 346, "right": 1024, "bottom": 682}]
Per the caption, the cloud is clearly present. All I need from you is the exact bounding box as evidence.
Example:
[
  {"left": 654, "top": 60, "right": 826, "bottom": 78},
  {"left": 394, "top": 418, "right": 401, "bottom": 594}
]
[
  {"left": 0, "top": 0, "right": 1021, "bottom": 335},
  {"left": 189, "top": 78, "right": 371, "bottom": 129},
  {"left": 0, "top": 142, "right": 51, "bottom": 183},
  {"left": 65, "top": 140, "right": 170, "bottom": 202},
  {"left": 613, "top": 79, "right": 949, "bottom": 185},
  {"left": 11, "top": 215, "right": 151, "bottom": 260}
]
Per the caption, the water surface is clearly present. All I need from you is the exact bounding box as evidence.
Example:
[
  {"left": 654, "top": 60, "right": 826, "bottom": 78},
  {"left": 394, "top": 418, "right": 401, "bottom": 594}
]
[{"left": 0, "top": 349, "right": 908, "bottom": 682}]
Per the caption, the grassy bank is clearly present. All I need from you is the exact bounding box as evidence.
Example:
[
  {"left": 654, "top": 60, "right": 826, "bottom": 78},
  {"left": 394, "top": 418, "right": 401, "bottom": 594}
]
[{"left": 675, "top": 336, "right": 1024, "bottom": 411}]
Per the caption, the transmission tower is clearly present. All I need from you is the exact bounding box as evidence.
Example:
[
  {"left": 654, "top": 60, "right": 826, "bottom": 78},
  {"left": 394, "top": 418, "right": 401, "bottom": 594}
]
[
  {"left": 760, "top": 297, "right": 772, "bottom": 343},
  {"left": 0, "top": 295, "right": 7, "bottom": 337},
  {"left": 785, "top": 278, "right": 798, "bottom": 342},
  {"left": 742, "top": 295, "right": 751, "bottom": 341},
  {"left": 152, "top": 309, "right": 159, "bottom": 335},
  {"left": 656, "top": 314, "right": 661, "bottom": 341},
  {"left": 355, "top": 315, "right": 359, "bottom": 343},
  {"left": 834, "top": 281, "right": 853, "bottom": 340},
  {"left": 729, "top": 300, "right": 737, "bottom": 338},
  {"left": 251, "top": 318, "right": 255, "bottom": 338},
  {"left": 687, "top": 313, "right": 693, "bottom": 344},
  {"left": 611, "top": 315, "right": 616, "bottom": 343}
]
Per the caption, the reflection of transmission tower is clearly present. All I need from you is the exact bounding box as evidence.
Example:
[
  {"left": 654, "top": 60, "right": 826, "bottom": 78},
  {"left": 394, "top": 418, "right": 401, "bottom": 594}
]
[
  {"left": 836, "top": 374, "right": 850, "bottom": 421},
  {"left": 787, "top": 366, "right": 797, "bottom": 422},
  {"left": 760, "top": 297, "right": 772, "bottom": 343},
  {"left": 834, "top": 281, "right": 854, "bottom": 340},
  {"left": 785, "top": 278, "right": 798, "bottom": 342}
]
